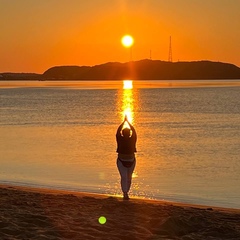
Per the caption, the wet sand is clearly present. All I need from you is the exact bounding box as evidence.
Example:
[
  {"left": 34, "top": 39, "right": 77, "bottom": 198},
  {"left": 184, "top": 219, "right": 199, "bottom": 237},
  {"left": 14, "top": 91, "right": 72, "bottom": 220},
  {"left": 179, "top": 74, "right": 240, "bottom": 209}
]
[{"left": 0, "top": 185, "right": 240, "bottom": 239}]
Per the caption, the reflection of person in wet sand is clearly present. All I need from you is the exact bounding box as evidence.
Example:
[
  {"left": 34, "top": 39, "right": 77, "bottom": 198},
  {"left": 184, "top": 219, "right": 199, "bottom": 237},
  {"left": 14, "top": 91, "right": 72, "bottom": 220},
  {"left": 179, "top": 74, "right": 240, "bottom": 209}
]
[{"left": 116, "top": 115, "right": 137, "bottom": 200}]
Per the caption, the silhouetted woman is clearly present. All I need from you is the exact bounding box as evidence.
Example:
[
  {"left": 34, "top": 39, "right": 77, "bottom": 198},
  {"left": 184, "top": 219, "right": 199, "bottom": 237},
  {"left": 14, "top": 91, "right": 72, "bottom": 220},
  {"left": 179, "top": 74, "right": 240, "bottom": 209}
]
[{"left": 116, "top": 115, "right": 137, "bottom": 200}]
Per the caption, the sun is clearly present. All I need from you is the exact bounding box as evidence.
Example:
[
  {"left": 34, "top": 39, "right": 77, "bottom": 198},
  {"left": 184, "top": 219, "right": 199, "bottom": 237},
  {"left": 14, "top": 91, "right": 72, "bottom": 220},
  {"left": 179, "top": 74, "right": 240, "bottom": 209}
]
[{"left": 121, "top": 35, "right": 134, "bottom": 48}]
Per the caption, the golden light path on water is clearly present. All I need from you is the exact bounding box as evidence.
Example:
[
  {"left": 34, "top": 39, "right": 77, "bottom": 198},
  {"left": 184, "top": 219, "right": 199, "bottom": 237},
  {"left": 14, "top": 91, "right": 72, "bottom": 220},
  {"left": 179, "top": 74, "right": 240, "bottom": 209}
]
[
  {"left": 122, "top": 80, "right": 134, "bottom": 128},
  {"left": 112, "top": 80, "right": 140, "bottom": 198},
  {"left": 120, "top": 81, "right": 139, "bottom": 177}
]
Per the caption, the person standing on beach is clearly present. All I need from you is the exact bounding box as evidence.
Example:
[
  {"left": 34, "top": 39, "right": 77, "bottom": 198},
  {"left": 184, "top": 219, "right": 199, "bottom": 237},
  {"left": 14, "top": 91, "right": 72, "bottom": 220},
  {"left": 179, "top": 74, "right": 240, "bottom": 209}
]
[{"left": 116, "top": 115, "right": 137, "bottom": 200}]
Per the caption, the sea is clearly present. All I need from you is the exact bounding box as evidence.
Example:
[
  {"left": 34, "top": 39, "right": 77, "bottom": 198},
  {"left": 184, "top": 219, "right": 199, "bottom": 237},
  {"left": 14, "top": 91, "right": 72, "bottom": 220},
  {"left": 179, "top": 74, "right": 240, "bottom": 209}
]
[{"left": 0, "top": 80, "right": 240, "bottom": 209}]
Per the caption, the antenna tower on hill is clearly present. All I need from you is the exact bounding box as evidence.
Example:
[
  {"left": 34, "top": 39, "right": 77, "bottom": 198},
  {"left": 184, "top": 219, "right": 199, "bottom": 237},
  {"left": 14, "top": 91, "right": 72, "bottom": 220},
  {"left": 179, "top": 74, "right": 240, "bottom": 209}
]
[{"left": 168, "top": 36, "right": 172, "bottom": 62}]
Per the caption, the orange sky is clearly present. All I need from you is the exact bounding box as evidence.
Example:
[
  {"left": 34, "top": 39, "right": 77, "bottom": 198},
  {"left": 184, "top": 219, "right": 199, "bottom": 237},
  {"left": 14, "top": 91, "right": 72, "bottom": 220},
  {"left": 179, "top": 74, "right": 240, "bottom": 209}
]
[{"left": 0, "top": 0, "right": 240, "bottom": 73}]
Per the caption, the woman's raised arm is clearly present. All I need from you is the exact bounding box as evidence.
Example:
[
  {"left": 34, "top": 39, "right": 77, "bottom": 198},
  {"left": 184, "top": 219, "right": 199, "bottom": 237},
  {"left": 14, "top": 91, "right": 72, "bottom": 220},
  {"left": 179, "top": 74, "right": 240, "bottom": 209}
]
[
  {"left": 127, "top": 120, "right": 137, "bottom": 139},
  {"left": 116, "top": 121, "right": 125, "bottom": 137}
]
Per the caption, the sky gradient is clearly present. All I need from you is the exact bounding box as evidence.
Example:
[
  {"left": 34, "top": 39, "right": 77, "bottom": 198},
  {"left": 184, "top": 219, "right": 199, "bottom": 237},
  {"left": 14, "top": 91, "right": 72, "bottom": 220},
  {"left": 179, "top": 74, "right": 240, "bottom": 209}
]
[{"left": 1, "top": 0, "right": 240, "bottom": 73}]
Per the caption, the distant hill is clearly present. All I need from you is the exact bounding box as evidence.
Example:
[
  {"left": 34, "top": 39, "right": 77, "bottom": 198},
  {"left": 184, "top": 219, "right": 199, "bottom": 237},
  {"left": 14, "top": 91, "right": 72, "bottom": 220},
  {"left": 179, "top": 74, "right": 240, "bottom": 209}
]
[
  {"left": 0, "top": 73, "right": 42, "bottom": 80},
  {"left": 1, "top": 60, "right": 240, "bottom": 80},
  {"left": 43, "top": 60, "right": 240, "bottom": 80}
]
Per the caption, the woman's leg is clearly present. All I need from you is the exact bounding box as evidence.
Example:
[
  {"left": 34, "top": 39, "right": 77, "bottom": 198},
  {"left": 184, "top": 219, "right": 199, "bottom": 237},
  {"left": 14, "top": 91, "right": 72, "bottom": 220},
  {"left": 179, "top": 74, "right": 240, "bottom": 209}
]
[
  {"left": 126, "top": 160, "right": 136, "bottom": 193},
  {"left": 117, "top": 159, "right": 129, "bottom": 194}
]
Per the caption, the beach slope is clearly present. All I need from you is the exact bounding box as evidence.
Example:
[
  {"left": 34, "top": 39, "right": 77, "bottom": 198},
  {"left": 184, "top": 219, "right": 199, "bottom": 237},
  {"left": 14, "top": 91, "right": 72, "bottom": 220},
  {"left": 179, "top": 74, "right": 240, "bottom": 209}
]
[{"left": 1, "top": 185, "right": 240, "bottom": 240}]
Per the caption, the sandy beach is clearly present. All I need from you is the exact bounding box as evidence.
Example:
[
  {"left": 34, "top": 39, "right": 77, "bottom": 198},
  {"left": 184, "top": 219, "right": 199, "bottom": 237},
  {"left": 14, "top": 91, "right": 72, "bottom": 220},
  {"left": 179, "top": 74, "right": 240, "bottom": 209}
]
[{"left": 0, "top": 185, "right": 240, "bottom": 240}]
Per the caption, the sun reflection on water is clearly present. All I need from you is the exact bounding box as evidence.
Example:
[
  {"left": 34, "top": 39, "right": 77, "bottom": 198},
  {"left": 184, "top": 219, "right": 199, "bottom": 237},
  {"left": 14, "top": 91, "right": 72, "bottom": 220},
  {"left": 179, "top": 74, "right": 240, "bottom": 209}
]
[
  {"left": 120, "top": 80, "right": 134, "bottom": 127},
  {"left": 114, "top": 80, "right": 142, "bottom": 197},
  {"left": 123, "top": 80, "right": 133, "bottom": 90}
]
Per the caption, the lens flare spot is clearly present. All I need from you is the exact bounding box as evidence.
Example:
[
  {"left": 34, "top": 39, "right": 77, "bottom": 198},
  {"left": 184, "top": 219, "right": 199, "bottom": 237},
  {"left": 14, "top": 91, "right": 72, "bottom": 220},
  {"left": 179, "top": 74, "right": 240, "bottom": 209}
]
[
  {"left": 98, "top": 216, "right": 107, "bottom": 224},
  {"left": 132, "top": 172, "right": 138, "bottom": 178},
  {"left": 99, "top": 172, "right": 105, "bottom": 180}
]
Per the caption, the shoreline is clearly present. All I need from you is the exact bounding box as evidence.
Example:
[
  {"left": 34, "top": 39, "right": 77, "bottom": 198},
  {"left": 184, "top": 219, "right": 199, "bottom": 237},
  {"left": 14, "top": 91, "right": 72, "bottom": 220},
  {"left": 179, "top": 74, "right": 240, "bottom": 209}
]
[
  {"left": 1, "top": 180, "right": 239, "bottom": 210},
  {"left": 1, "top": 184, "right": 240, "bottom": 239},
  {"left": 1, "top": 183, "right": 239, "bottom": 213}
]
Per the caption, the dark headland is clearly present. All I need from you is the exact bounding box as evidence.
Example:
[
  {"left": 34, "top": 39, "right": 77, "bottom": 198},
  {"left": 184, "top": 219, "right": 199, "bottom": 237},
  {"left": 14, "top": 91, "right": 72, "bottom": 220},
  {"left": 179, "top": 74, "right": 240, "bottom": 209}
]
[{"left": 1, "top": 59, "right": 240, "bottom": 80}]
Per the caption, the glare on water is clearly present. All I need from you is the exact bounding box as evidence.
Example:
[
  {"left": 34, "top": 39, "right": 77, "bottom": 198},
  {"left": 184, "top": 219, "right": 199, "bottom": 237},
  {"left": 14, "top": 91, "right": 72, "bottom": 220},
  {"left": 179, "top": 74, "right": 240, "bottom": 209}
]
[
  {"left": 0, "top": 80, "right": 240, "bottom": 208},
  {"left": 121, "top": 80, "right": 135, "bottom": 127}
]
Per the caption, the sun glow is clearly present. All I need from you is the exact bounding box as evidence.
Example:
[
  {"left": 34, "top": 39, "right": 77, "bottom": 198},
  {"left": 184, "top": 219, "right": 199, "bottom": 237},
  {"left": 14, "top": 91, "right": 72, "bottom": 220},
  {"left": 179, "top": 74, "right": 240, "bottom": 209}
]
[
  {"left": 121, "top": 35, "right": 134, "bottom": 48},
  {"left": 123, "top": 80, "right": 133, "bottom": 89}
]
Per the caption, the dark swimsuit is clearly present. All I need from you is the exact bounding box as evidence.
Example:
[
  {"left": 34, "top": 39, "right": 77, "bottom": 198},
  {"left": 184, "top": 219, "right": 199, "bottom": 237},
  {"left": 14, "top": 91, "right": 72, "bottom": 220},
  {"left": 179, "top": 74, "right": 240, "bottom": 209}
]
[{"left": 118, "top": 157, "right": 136, "bottom": 168}]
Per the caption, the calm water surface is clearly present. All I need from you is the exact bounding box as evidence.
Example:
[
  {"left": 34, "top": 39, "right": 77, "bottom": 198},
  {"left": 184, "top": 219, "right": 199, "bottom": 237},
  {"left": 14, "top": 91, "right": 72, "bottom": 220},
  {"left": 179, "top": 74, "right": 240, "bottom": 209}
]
[{"left": 0, "top": 80, "right": 240, "bottom": 208}]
